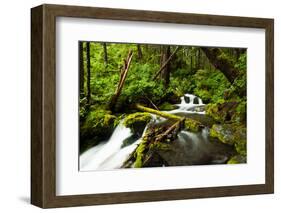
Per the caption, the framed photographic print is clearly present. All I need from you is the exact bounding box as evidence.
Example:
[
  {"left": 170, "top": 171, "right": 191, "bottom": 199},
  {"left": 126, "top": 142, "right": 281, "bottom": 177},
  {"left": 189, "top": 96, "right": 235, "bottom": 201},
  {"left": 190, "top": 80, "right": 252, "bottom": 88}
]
[{"left": 31, "top": 4, "right": 274, "bottom": 208}]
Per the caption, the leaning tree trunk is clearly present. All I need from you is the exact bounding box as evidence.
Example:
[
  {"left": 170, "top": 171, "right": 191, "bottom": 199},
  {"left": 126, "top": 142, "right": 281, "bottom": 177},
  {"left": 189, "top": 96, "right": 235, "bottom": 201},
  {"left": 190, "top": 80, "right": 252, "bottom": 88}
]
[
  {"left": 86, "top": 42, "right": 91, "bottom": 104},
  {"left": 108, "top": 50, "right": 134, "bottom": 111},
  {"left": 201, "top": 47, "right": 240, "bottom": 84},
  {"left": 153, "top": 46, "right": 179, "bottom": 81},
  {"left": 79, "top": 41, "right": 84, "bottom": 96}
]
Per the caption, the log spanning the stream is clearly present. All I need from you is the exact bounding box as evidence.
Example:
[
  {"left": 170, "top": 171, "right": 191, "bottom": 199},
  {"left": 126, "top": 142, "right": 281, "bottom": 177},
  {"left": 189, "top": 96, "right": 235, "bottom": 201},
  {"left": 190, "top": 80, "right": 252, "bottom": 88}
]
[
  {"left": 135, "top": 104, "right": 203, "bottom": 132},
  {"left": 135, "top": 104, "right": 181, "bottom": 120}
]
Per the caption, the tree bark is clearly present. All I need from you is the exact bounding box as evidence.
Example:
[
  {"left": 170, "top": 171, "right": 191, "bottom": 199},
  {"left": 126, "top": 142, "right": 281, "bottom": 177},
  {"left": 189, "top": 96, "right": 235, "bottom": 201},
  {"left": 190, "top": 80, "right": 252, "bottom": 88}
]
[
  {"left": 137, "top": 44, "right": 142, "bottom": 60},
  {"left": 79, "top": 41, "right": 84, "bottom": 95},
  {"left": 155, "top": 118, "right": 186, "bottom": 142},
  {"left": 190, "top": 50, "right": 193, "bottom": 71},
  {"left": 197, "top": 48, "right": 201, "bottom": 70},
  {"left": 109, "top": 50, "right": 134, "bottom": 111},
  {"left": 153, "top": 46, "right": 179, "bottom": 81},
  {"left": 161, "top": 46, "right": 171, "bottom": 88},
  {"left": 136, "top": 104, "right": 182, "bottom": 120},
  {"left": 135, "top": 104, "right": 203, "bottom": 132},
  {"left": 103, "top": 43, "right": 108, "bottom": 70},
  {"left": 86, "top": 42, "right": 91, "bottom": 104},
  {"left": 201, "top": 47, "right": 240, "bottom": 84}
]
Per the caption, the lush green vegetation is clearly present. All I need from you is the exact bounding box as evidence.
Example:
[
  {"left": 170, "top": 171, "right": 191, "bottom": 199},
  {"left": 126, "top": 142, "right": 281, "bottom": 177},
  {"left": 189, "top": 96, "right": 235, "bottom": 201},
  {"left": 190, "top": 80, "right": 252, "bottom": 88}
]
[{"left": 79, "top": 41, "right": 247, "bottom": 165}]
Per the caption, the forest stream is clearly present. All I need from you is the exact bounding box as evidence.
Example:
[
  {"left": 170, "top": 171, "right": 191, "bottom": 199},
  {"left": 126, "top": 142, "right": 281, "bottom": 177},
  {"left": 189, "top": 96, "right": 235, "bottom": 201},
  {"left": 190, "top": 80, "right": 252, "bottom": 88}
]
[{"left": 80, "top": 93, "right": 235, "bottom": 171}]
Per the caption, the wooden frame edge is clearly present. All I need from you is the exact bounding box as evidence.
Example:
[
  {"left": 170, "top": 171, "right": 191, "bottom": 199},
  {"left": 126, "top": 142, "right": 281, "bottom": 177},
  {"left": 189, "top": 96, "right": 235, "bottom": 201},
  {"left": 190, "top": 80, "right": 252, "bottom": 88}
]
[{"left": 31, "top": 4, "right": 274, "bottom": 208}]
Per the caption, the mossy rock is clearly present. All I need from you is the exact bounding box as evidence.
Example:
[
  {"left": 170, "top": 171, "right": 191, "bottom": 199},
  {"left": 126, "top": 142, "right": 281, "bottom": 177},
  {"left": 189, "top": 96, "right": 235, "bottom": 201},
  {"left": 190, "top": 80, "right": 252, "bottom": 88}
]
[
  {"left": 227, "top": 155, "right": 246, "bottom": 164},
  {"left": 210, "top": 123, "right": 246, "bottom": 156},
  {"left": 159, "top": 102, "right": 177, "bottom": 111},
  {"left": 80, "top": 109, "right": 117, "bottom": 153},
  {"left": 123, "top": 112, "right": 152, "bottom": 136},
  {"left": 206, "top": 102, "right": 239, "bottom": 123},
  {"left": 184, "top": 119, "right": 202, "bottom": 132}
]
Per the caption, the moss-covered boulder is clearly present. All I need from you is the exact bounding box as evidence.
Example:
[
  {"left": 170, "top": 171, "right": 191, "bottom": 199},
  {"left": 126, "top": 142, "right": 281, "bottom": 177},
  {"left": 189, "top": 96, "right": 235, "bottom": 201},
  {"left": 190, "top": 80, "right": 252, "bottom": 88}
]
[
  {"left": 80, "top": 109, "right": 117, "bottom": 153},
  {"left": 123, "top": 112, "right": 152, "bottom": 136},
  {"left": 184, "top": 119, "right": 202, "bottom": 132},
  {"left": 210, "top": 124, "right": 246, "bottom": 156}
]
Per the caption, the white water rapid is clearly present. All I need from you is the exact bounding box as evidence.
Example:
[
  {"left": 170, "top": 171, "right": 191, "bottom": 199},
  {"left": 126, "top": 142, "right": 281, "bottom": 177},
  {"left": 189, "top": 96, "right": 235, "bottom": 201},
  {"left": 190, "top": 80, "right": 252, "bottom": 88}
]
[
  {"left": 169, "top": 93, "right": 205, "bottom": 114},
  {"left": 80, "top": 93, "right": 206, "bottom": 171}
]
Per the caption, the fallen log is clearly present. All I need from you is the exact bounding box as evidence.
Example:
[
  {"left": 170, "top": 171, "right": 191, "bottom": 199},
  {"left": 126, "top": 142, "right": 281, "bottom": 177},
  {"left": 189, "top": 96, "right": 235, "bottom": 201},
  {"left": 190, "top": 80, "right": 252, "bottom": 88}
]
[
  {"left": 135, "top": 103, "right": 181, "bottom": 120},
  {"left": 135, "top": 103, "right": 203, "bottom": 132},
  {"left": 155, "top": 117, "right": 185, "bottom": 142}
]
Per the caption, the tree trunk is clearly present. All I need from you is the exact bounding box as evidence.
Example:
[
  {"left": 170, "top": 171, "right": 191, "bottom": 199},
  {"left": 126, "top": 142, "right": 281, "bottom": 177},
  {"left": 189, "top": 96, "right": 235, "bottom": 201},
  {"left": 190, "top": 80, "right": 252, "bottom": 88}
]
[
  {"left": 86, "top": 42, "right": 91, "bottom": 104},
  {"left": 160, "top": 46, "right": 171, "bottom": 88},
  {"left": 190, "top": 51, "right": 193, "bottom": 71},
  {"left": 109, "top": 50, "right": 134, "bottom": 111},
  {"left": 136, "top": 103, "right": 181, "bottom": 120},
  {"left": 103, "top": 43, "right": 108, "bottom": 70},
  {"left": 234, "top": 48, "right": 246, "bottom": 61},
  {"left": 197, "top": 48, "right": 201, "bottom": 70},
  {"left": 201, "top": 47, "right": 240, "bottom": 84},
  {"left": 137, "top": 44, "right": 142, "bottom": 60},
  {"left": 79, "top": 41, "right": 84, "bottom": 96},
  {"left": 153, "top": 46, "right": 179, "bottom": 81}
]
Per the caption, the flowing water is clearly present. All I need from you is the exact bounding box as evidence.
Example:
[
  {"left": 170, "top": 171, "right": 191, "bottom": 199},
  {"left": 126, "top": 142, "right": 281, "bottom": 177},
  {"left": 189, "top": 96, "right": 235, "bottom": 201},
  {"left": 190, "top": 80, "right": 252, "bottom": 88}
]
[{"left": 80, "top": 93, "right": 233, "bottom": 171}]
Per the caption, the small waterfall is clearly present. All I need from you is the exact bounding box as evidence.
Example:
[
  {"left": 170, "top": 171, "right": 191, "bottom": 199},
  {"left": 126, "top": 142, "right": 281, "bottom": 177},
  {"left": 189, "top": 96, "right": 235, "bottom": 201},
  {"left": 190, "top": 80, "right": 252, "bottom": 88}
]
[
  {"left": 170, "top": 93, "right": 205, "bottom": 114},
  {"left": 80, "top": 122, "right": 133, "bottom": 171},
  {"left": 181, "top": 130, "right": 199, "bottom": 142},
  {"left": 201, "top": 127, "right": 209, "bottom": 142}
]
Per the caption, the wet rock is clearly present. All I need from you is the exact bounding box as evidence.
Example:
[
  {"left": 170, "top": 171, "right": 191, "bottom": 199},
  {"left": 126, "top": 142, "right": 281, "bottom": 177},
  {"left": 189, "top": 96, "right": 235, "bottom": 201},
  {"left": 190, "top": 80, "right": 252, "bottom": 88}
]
[
  {"left": 193, "top": 97, "right": 199, "bottom": 104},
  {"left": 210, "top": 124, "right": 246, "bottom": 156},
  {"left": 184, "top": 96, "right": 190, "bottom": 103}
]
